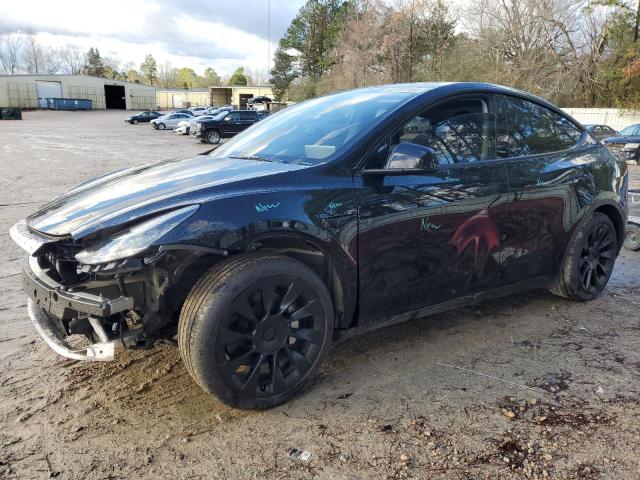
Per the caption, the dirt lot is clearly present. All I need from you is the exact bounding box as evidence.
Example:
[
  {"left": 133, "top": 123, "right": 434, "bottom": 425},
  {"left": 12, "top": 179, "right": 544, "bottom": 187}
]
[{"left": 1, "top": 110, "right": 640, "bottom": 480}]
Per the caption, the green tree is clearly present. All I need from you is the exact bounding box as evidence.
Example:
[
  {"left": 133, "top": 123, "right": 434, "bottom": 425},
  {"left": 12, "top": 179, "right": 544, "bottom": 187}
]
[
  {"left": 202, "top": 67, "right": 222, "bottom": 86},
  {"left": 175, "top": 67, "right": 198, "bottom": 89},
  {"left": 84, "top": 47, "right": 105, "bottom": 77},
  {"left": 270, "top": 49, "right": 298, "bottom": 100},
  {"left": 140, "top": 54, "right": 158, "bottom": 85},
  {"left": 229, "top": 66, "right": 248, "bottom": 85}
]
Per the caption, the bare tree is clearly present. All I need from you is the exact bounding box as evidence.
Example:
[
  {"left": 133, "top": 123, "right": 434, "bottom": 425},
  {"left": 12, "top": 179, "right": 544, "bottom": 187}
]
[
  {"left": 157, "top": 61, "right": 178, "bottom": 88},
  {"left": 43, "top": 47, "right": 63, "bottom": 74},
  {"left": 0, "top": 33, "right": 24, "bottom": 75},
  {"left": 103, "top": 54, "right": 123, "bottom": 79},
  {"left": 59, "top": 44, "right": 85, "bottom": 74},
  {"left": 22, "top": 35, "right": 45, "bottom": 74}
]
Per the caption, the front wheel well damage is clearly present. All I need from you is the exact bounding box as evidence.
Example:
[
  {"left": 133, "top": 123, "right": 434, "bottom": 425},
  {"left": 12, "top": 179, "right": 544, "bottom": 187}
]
[{"left": 164, "top": 238, "right": 348, "bottom": 331}]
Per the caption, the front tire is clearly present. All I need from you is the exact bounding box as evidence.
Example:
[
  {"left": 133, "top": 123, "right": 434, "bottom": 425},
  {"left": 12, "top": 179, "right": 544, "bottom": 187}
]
[
  {"left": 206, "top": 129, "right": 221, "bottom": 144},
  {"left": 551, "top": 212, "right": 617, "bottom": 300},
  {"left": 178, "top": 254, "right": 334, "bottom": 409},
  {"left": 158, "top": 123, "right": 166, "bottom": 130},
  {"left": 132, "top": 119, "right": 138, "bottom": 124},
  {"left": 624, "top": 224, "right": 640, "bottom": 251}
]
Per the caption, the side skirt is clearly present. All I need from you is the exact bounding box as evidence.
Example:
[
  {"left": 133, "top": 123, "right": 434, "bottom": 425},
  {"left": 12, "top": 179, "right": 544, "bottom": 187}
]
[{"left": 335, "top": 275, "right": 552, "bottom": 342}]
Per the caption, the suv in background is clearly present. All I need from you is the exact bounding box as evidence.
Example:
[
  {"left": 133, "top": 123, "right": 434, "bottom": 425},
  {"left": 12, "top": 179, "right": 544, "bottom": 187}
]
[
  {"left": 193, "top": 110, "right": 259, "bottom": 144},
  {"left": 602, "top": 124, "right": 640, "bottom": 164}
]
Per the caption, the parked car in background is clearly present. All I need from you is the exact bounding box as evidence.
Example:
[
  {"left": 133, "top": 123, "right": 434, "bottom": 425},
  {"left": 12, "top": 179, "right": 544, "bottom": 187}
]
[
  {"left": 602, "top": 124, "right": 640, "bottom": 164},
  {"left": 150, "top": 112, "right": 192, "bottom": 130},
  {"left": 193, "top": 109, "right": 260, "bottom": 144},
  {"left": 175, "top": 115, "right": 215, "bottom": 135},
  {"left": 256, "top": 111, "right": 271, "bottom": 121},
  {"left": 584, "top": 124, "right": 617, "bottom": 140},
  {"left": 625, "top": 190, "right": 640, "bottom": 251},
  {"left": 10, "top": 82, "right": 628, "bottom": 410},
  {"left": 207, "top": 106, "right": 233, "bottom": 115},
  {"left": 188, "top": 106, "right": 209, "bottom": 116},
  {"left": 125, "top": 111, "right": 162, "bottom": 124},
  {"left": 173, "top": 109, "right": 194, "bottom": 116}
]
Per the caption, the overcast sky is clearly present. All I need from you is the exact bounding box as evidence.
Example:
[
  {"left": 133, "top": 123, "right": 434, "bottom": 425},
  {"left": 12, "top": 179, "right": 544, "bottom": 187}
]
[{"left": 0, "top": 0, "right": 307, "bottom": 75}]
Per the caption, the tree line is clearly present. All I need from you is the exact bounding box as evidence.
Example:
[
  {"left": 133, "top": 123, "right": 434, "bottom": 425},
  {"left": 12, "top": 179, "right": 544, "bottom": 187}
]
[
  {"left": 0, "top": 34, "right": 261, "bottom": 89},
  {"left": 270, "top": 0, "right": 640, "bottom": 108}
]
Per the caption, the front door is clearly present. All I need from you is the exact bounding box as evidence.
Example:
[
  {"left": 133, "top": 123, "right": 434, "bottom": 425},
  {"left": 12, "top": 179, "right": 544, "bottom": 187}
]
[{"left": 356, "top": 95, "right": 511, "bottom": 324}]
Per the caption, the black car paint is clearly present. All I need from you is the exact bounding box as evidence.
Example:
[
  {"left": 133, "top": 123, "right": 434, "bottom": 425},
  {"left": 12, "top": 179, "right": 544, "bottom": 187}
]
[
  {"left": 125, "top": 111, "right": 161, "bottom": 123},
  {"left": 19, "top": 83, "right": 628, "bottom": 337},
  {"left": 195, "top": 110, "right": 259, "bottom": 141}
]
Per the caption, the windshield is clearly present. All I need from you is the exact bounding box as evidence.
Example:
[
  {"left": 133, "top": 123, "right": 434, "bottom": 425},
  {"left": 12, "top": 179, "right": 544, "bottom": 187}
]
[
  {"left": 211, "top": 111, "right": 228, "bottom": 120},
  {"left": 209, "top": 89, "right": 418, "bottom": 165},
  {"left": 618, "top": 125, "right": 640, "bottom": 136}
]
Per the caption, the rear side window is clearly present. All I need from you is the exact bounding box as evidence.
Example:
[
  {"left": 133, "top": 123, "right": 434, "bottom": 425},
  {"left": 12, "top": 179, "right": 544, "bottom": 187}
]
[{"left": 496, "top": 95, "right": 582, "bottom": 157}]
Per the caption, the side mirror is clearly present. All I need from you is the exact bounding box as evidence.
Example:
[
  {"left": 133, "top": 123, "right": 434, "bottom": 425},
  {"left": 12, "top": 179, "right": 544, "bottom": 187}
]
[
  {"left": 224, "top": 116, "right": 232, "bottom": 122},
  {"left": 386, "top": 142, "right": 438, "bottom": 170}
]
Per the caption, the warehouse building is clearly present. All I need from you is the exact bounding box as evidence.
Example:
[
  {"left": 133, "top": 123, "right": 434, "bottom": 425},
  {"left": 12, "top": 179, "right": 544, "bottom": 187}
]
[
  {"left": 210, "top": 85, "right": 274, "bottom": 109},
  {"left": 156, "top": 85, "right": 275, "bottom": 110},
  {"left": 155, "top": 89, "right": 210, "bottom": 110},
  {"left": 0, "top": 74, "right": 156, "bottom": 110}
]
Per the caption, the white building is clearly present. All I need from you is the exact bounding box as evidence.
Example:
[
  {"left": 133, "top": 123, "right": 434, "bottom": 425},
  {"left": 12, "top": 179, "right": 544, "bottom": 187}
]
[{"left": 0, "top": 74, "right": 157, "bottom": 110}]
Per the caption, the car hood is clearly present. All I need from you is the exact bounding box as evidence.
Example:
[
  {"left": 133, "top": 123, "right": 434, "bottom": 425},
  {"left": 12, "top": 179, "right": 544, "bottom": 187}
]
[
  {"left": 27, "top": 155, "right": 306, "bottom": 239},
  {"left": 603, "top": 135, "right": 640, "bottom": 144}
]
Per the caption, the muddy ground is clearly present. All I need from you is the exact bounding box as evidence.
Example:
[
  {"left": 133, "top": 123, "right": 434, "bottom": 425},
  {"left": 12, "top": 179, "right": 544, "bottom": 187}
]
[{"left": 1, "top": 111, "right": 640, "bottom": 480}]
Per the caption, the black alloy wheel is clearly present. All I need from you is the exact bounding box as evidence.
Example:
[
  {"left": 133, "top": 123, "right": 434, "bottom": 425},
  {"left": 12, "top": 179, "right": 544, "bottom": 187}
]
[
  {"left": 551, "top": 212, "right": 618, "bottom": 301},
  {"left": 216, "top": 275, "right": 326, "bottom": 399},
  {"left": 578, "top": 222, "right": 616, "bottom": 294},
  {"left": 178, "top": 254, "right": 334, "bottom": 409}
]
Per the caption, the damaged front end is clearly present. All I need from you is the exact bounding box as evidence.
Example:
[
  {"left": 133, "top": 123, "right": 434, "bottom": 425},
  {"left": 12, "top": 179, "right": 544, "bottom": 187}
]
[{"left": 11, "top": 205, "right": 205, "bottom": 361}]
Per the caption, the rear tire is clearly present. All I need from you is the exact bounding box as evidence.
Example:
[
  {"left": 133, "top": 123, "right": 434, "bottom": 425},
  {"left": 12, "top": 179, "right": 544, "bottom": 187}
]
[
  {"left": 550, "top": 212, "right": 618, "bottom": 301},
  {"left": 206, "top": 129, "right": 221, "bottom": 144},
  {"left": 178, "top": 253, "right": 334, "bottom": 409},
  {"left": 624, "top": 223, "right": 640, "bottom": 251}
]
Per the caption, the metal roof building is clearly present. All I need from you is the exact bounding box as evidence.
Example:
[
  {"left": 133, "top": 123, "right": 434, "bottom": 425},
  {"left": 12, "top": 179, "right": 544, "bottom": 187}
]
[{"left": 0, "top": 74, "right": 157, "bottom": 110}]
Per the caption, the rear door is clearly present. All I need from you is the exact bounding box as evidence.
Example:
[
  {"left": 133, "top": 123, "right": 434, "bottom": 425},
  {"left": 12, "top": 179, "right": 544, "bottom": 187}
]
[
  {"left": 239, "top": 111, "right": 257, "bottom": 131},
  {"left": 494, "top": 94, "right": 590, "bottom": 281},
  {"left": 356, "top": 94, "right": 512, "bottom": 324},
  {"left": 222, "top": 112, "right": 242, "bottom": 136}
]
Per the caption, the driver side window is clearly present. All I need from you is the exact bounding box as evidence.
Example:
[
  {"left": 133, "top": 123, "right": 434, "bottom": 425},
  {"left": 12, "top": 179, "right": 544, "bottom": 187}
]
[{"left": 367, "top": 96, "right": 497, "bottom": 169}]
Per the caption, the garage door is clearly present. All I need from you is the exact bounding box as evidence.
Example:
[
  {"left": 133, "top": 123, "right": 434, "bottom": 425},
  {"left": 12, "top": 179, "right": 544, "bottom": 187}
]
[
  {"left": 36, "top": 81, "right": 63, "bottom": 108},
  {"left": 172, "top": 94, "right": 184, "bottom": 108}
]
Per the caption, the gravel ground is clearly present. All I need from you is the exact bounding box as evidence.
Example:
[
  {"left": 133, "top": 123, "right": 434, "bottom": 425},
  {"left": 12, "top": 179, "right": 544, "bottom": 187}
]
[{"left": 1, "top": 110, "right": 640, "bottom": 480}]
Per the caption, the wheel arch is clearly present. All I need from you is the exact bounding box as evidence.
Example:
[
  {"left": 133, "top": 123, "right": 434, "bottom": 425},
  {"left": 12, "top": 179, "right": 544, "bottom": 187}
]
[
  {"left": 164, "top": 231, "right": 357, "bottom": 331},
  {"left": 230, "top": 231, "right": 355, "bottom": 330},
  {"left": 593, "top": 201, "right": 625, "bottom": 251}
]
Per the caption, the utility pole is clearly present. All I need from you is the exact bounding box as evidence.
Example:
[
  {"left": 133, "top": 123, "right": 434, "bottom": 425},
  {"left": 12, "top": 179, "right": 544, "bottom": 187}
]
[{"left": 267, "top": 0, "right": 271, "bottom": 75}]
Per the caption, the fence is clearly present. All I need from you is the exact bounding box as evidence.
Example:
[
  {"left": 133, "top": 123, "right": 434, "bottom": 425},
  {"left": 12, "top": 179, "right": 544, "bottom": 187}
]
[
  {"left": 130, "top": 89, "right": 157, "bottom": 110},
  {"left": 7, "top": 82, "right": 38, "bottom": 109},
  {"left": 561, "top": 108, "right": 640, "bottom": 131}
]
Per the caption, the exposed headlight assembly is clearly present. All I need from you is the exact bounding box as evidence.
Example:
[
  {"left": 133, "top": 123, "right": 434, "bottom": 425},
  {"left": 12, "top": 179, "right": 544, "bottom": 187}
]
[
  {"left": 75, "top": 205, "right": 199, "bottom": 265},
  {"left": 623, "top": 142, "right": 640, "bottom": 150}
]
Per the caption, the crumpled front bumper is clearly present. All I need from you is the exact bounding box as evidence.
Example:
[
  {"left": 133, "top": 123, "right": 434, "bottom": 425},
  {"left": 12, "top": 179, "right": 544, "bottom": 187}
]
[
  {"left": 23, "top": 256, "right": 134, "bottom": 361},
  {"left": 27, "top": 298, "right": 115, "bottom": 361}
]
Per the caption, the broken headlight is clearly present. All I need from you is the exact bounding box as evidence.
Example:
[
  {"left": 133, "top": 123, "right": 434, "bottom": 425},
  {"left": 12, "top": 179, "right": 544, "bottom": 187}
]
[{"left": 75, "top": 205, "right": 199, "bottom": 265}]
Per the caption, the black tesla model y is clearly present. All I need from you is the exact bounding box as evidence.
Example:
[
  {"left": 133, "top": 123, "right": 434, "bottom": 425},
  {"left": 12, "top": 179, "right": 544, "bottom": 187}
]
[{"left": 11, "top": 83, "right": 628, "bottom": 409}]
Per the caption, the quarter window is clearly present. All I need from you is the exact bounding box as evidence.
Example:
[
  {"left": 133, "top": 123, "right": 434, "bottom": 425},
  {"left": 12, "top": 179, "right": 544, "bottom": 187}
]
[{"left": 496, "top": 95, "right": 582, "bottom": 157}]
